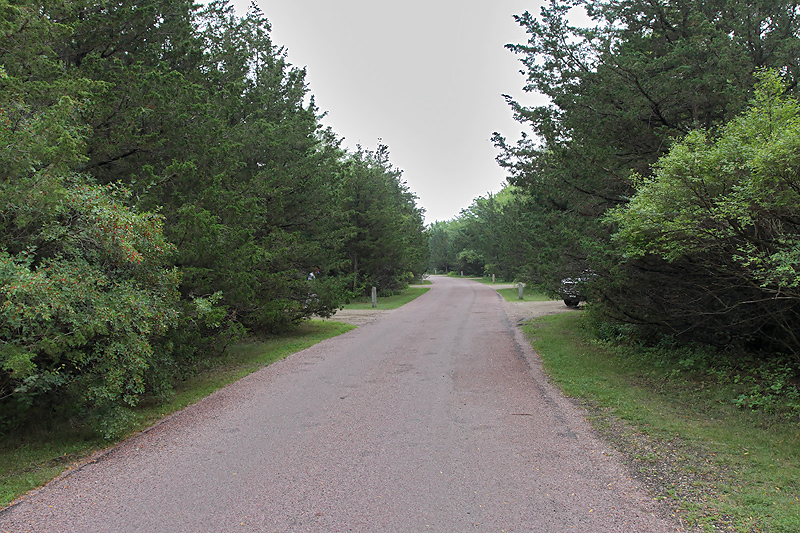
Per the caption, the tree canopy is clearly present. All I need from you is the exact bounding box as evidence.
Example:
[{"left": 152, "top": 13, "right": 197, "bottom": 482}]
[
  {"left": 427, "top": 186, "right": 547, "bottom": 282},
  {"left": 490, "top": 0, "right": 800, "bottom": 358},
  {"left": 0, "top": 0, "right": 428, "bottom": 434},
  {"left": 607, "top": 72, "right": 800, "bottom": 353}
]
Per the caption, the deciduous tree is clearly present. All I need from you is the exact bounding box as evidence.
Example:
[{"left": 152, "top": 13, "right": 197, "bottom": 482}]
[{"left": 607, "top": 72, "right": 800, "bottom": 355}]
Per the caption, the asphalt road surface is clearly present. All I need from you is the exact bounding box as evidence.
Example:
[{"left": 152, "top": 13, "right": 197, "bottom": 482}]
[{"left": 1, "top": 276, "right": 681, "bottom": 532}]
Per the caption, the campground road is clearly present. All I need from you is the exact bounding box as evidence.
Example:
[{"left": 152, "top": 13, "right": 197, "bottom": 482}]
[{"left": 1, "top": 276, "right": 681, "bottom": 532}]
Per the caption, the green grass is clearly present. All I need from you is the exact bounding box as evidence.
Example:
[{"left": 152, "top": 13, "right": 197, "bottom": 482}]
[
  {"left": 459, "top": 276, "right": 554, "bottom": 301},
  {"left": 342, "top": 285, "right": 430, "bottom": 310},
  {"left": 524, "top": 313, "right": 800, "bottom": 532},
  {"left": 469, "top": 276, "right": 511, "bottom": 285},
  {"left": 495, "top": 287, "right": 553, "bottom": 302},
  {"left": 0, "top": 319, "right": 354, "bottom": 508}
]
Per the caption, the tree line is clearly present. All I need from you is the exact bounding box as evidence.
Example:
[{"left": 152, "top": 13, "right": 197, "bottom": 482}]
[
  {"left": 437, "top": 0, "right": 800, "bottom": 364},
  {"left": 427, "top": 186, "right": 545, "bottom": 281},
  {"left": 0, "top": 0, "right": 427, "bottom": 433}
]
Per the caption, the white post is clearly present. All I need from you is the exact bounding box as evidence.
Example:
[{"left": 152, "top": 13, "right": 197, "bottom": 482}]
[
  {"left": 371, "top": 286, "right": 377, "bottom": 308},
  {"left": 460, "top": 271, "right": 464, "bottom": 277},
  {"left": 492, "top": 274, "right": 496, "bottom": 284},
  {"left": 518, "top": 282, "right": 524, "bottom": 300}
]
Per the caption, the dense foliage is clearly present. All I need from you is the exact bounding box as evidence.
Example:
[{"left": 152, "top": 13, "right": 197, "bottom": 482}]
[
  {"left": 342, "top": 145, "right": 427, "bottom": 295},
  {"left": 0, "top": 0, "right": 427, "bottom": 434},
  {"left": 427, "top": 186, "right": 547, "bottom": 282},
  {"left": 608, "top": 72, "right": 800, "bottom": 353},
  {"left": 489, "top": 0, "right": 800, "bottom": 359}
]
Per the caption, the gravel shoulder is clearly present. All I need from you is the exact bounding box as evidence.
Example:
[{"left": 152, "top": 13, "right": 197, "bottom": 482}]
[{"left": 320, "top": 308, "right": 392, "bottom": 326}]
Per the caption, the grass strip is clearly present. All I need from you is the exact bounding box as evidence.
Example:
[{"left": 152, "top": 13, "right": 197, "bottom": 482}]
[
  {"left": 462, "top": 276, "right": 493, "bottom": 284},
  {"left": 459, "top": 276, "right": 554, "bottom": 302},
  {"left": 0, "top": 319, "right": 354, "bottom": 508},
  {"left": 495, "top": 287, "right": 552, "bottom": 302},
  {"left": 465, "top": 276, "right": 517, "bottom": 285},
  {"left": 524, "top": 312, "right": 800, "bottom": 532},
  {"left": 342, "top": 285, "right": 430, "bottom": 310}
]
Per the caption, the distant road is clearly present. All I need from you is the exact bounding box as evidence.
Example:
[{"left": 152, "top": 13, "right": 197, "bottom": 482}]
[{"left": 1, "top": 276, "right": 680, "bottom": 532}]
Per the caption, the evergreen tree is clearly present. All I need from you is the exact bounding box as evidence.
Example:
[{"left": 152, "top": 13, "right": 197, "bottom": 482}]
[
  {"left": 496, "top": 0, "right": 800, "bottom": 343},
  {"left": 1, "top": 0, "right": 429, "bottom": 432},
  {"left": 342, "top": 145, "right": 427, "bottom": 295},
  {"left": 0, "top": 1, "right": 179, "bottom": 432}
]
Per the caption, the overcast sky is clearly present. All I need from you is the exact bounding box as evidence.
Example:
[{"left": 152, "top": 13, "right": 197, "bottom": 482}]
[{"left": 231, "top": 0, "right": 549, "bottom": 223}]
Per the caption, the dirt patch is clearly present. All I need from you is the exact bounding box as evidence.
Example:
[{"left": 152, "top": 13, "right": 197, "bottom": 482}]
[
  {"left": 502, "top": 297, "right": 578, "bottom": 325},
  {"left": 321, "top": 308, "right": 391, "bottom": 326}
]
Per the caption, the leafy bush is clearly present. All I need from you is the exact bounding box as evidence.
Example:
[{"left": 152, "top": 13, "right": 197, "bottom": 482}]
[
  {"left": 607, "top": 71, "right": 800, "bottom": 357},
  {"left": 0, "top": 177, "right": 180, "bottom": 429},
  {"left": 0, "top": 13, "right": 179, "bottom": 431},
  {"left": 732, "top": 359, "right": 800, "bottom": 416}
]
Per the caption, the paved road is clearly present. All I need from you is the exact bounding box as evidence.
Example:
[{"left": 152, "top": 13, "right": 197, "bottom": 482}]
[{"left": 1, "top": 277, "right": 681, "bottom": 532}]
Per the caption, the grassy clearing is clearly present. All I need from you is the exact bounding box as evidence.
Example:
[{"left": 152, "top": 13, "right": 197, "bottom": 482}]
[
  {"left": 342, "top": 285, "right": 430, "bottom": 310},
  {"left": 0, "top": 319, "right": 354, "bottom": 508},
  {"left": 524, "top": 312, "right": 800, "bottom": 532}
]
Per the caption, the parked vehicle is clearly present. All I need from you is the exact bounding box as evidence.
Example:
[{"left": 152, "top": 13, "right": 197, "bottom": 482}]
[{"left": 560, "top": 275, "right": 592, "bottom": 307}]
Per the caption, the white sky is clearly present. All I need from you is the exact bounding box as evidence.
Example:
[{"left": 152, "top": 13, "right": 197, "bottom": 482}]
[{"left": 232, "top": 0, "right": 548, "bottom": 223}]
